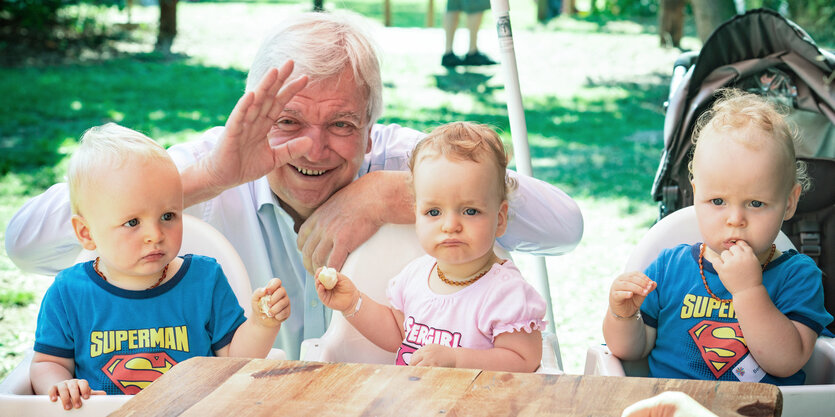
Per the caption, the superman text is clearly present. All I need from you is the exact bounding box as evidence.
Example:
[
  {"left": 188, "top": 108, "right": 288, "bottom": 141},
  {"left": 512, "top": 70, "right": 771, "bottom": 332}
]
[
  {"left": 90, "top": 326, "right": 189, "bottom": 357},
  {"left": 680, "top": 294, "right": 736, "bottom": 319}
]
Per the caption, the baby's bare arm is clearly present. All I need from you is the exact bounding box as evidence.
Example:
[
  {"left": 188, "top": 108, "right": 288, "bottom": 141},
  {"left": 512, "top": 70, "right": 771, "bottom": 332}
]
[
  {"left": 603, "top": 271, "right": 657, "bottom": 360},
  {"left": 732, "top": 288, "right": 818, "bottom": 377},
  {"left": 220, "top": 278, "right": 288, "bottom": 358},
  {"left": 705, "top": 243, "right": 818, "bottom": 376},
  {"left": 31, "top": 352, "right": 105, "bottom": 410},
  {"left": 314, "top": 268, "right": 405, "bottom": 351}
]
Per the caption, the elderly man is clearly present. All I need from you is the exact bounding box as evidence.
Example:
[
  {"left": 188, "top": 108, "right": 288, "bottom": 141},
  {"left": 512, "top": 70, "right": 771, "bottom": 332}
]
[{"left": 6, "top": 12, "right": 583, "bottom": 360}]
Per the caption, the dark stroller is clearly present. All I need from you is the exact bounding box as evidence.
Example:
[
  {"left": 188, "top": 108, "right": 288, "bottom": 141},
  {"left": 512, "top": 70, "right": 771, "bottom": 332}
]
[{"left": 651, "top": 8, "right": 835, "bottom": 332}]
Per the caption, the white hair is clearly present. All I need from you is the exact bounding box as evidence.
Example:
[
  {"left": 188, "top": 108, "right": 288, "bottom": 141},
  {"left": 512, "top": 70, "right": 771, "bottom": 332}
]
[
  {"left": 68, "top": 123, "right": 172, "bottom": 214},
  {"left": 246, "top": 11, "right": 383, "bottom": 126}
]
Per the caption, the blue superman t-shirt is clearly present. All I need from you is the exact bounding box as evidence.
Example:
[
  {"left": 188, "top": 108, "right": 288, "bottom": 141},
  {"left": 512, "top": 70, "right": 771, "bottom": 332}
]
[{"left": 34, "top": 255, "right": 246, "bottom": 394}]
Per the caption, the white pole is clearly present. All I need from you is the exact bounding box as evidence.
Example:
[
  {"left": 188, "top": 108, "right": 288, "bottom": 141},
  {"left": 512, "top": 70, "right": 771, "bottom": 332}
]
[{"left": 489, "top": 0, "right": 556, "bottom": 334}]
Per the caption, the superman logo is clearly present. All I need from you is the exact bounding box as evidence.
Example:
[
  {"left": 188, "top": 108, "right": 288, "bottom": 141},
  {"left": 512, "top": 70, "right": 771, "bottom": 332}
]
[
  {"left": 101, "top": 352, "right": 177, "bottom": 394},
  {"left": 688, "top": 320, "right": 748, "bottom": 378},
  {"left": 395, "top": 343, "right": 417, "bottom": 366}
]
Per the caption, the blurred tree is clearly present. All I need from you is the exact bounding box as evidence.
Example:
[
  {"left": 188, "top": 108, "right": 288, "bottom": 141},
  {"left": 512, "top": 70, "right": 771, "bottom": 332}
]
[
  {"left": 658, "top": 0, "right": 686, "bottom": 48},
  {"left": 691, "top": 0, "right": 736, "bottom": 42},
  {"left": 0, "top": 0, "right": 118, "bottom": 64},
  {"left": 157, "top": 0, "right": 178, "bottom": 53}
]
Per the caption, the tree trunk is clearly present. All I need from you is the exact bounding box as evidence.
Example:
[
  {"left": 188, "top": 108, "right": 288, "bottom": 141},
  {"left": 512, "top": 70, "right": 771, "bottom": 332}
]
[
  {"left": 690, "top": 0, "right": 736, "bottom": 43},
  {"left": 658, "top": 0, "right": 686, "bottom": 48},
  {"left": 156, "top": 0, "right": 178, "bottom": 54}
]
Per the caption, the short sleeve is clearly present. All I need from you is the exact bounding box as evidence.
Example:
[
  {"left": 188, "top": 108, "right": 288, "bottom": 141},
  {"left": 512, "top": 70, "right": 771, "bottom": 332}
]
[
  {"left": 477, "top": 267, "right": 547, "bottom": 342},
  {"left": 387, "top": 256, "right": 431, "bottom": 312},
  {"left": 639, "top": 246, "right": 681, "bottom": 329},
  {"left": 33, "top": 274, "right": 75, "bottom": 358},
  {"left": 206, "top": 259, "right": 247, "bottom": 351},
  {"left": 772, "top": 254, "right": 833, "bottom": 334}
]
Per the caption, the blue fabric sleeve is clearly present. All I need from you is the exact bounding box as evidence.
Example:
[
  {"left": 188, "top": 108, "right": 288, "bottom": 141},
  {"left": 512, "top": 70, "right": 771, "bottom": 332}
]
[
  {"left": 772, "top": 254, "right": 833, "bottom": 335},
  {"left": 33, "top": 271, "right": 76, "bottom": 358},
  {"left": 639, "top": 249, "right": 673, "bottom": 329},
  {"left": 207, "top": 260, "right": 247, "bottom": 351}
]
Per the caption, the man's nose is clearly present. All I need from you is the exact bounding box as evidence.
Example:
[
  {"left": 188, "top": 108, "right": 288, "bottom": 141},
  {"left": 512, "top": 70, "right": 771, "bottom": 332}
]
[{"left": 303, "top": 125, "right": 329, "bottom": 161}]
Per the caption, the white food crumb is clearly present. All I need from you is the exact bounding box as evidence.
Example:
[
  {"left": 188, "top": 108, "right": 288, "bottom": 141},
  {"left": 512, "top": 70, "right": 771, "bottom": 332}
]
[
  {"left": 259, "top": 295, "right": 272, "bottom": 317},
  {"left": 319, "top": 267, "right": 338, "bottom": 290}
]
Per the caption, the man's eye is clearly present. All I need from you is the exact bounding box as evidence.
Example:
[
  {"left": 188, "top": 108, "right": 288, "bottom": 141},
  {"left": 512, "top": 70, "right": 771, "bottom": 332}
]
[
  {"left": 711, "top": 198, "right": 724, "bottom": 206},
  {"left": 751, "top": 201, "right": 763, "bottom": 208},
  {"left": 274, "top": 118, "right": 300, "bottom": 131},
  {"left": 464, "top": 208, "right": 479, "bottom": 215},
  {"left": 427, "top": 209, "right": 440, "bottom": 217},
  {"left": 329, "top": 121, "right": 356, "bottom": 136},
  {"left": 123, "top": 219, "right": 139, "bottom": 227}
]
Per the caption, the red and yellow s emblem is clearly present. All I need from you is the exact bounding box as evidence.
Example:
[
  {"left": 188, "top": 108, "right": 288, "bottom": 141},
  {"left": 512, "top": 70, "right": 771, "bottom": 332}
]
[
  {"left": 688, "top": 320, "right": 748, "bottom": 378},
  {"left": 101, "top": 352, "right": 177, "bottom": 394}
]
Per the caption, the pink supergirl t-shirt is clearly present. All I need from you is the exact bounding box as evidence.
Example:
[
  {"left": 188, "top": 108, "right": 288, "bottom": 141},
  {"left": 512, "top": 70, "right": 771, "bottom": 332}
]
[{"left": 387, "top": 254, "right": 547, "bottom": 366}]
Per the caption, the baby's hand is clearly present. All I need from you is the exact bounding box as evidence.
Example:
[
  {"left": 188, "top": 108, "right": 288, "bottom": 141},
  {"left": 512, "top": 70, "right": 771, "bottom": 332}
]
[
  {"left": 703, "top": 241, "right": 763, "bottom": 296},
  {"left": 609, "top": 271, "right": 656, "bottom": 318},
  {"left": 314, "top": 267, "right": 358, "bottom": 314},
  {"left": 48, "top": 379, "right": 105, "bottom": 410},
  {"left": 252, "top": 278, "right": 290, "bottom": 327},
  {"left": 410, "top": 344, "right": 456, "bottom": 368}
]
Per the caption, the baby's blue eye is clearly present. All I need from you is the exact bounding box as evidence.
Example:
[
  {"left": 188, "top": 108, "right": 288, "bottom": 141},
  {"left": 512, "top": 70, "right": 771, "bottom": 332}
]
[
  {"left": 427, "top": 209, "right": 440, "bottom": 217},
  {"left": 751, "top": 201, "right": 763, "bottom": 208},
  {"left": 123, "top": 219, "right": 139, "bottom": 227},
  {"left": 161, "top": 212, "right": 175, "bottom": 221},
  {"left": 711, "top": 198, "right": 724, "bottom": 206},
  {"left": 464, "top": 208, "right": 478, "bottom": 215}
]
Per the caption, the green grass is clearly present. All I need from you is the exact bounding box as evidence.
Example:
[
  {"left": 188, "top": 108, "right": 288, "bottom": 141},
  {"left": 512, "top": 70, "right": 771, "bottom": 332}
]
[
  {"left": 0, "top": 290, "right": 34, "bottom": 307},
  {"left": 0, "top": 0, "right": 692, "bottom": 377}
]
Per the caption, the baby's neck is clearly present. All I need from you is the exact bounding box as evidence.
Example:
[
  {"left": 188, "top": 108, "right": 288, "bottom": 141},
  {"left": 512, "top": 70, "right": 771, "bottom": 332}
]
[{"left": 429, "top": 252, "right": 500, "bottom": 295}]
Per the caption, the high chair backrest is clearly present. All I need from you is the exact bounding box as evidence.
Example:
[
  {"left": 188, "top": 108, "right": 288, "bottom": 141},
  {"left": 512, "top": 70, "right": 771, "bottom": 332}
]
[
  {"left": 302, "top": 224, "right": 425, "bottom": 364},
  {"left": 0, "top": 214, "right": 268, "bottom": 415}
]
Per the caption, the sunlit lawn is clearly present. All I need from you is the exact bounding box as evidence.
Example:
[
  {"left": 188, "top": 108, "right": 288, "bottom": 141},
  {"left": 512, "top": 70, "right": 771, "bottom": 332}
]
[{"left": 0, "top": 0, "right": 699, "bottom": 377}]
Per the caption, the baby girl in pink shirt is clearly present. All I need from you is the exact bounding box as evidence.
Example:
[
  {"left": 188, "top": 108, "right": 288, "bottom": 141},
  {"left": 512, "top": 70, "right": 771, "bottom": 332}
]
[{"left": 315, "top": 121, "right": 547, "bottom": 372}]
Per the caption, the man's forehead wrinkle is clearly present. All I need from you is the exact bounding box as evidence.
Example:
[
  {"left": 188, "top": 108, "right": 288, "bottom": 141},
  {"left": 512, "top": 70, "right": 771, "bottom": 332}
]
[{"left": 281, "top": 108, "right": 362, "bottom": 123}]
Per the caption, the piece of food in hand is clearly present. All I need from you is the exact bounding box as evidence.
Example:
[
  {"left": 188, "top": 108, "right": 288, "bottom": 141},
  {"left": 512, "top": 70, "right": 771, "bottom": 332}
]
[
  {"left": 318, "top": 267, "right": 338, "bottom": 290},
  {"left": 259, "top": 295, "right": 273, "bottom": 317}
]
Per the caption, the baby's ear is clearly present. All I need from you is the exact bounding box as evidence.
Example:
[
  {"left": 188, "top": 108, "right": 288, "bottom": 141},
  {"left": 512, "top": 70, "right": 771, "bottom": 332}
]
[
  {"left": 71, "top": 215, "right": 97, "bottom": 251},
  {"left": 495, "top": 200, "right": 509, "bottom": 238},
  {"left": 783, "top": 183, "right": 802, "bottom": 221}
]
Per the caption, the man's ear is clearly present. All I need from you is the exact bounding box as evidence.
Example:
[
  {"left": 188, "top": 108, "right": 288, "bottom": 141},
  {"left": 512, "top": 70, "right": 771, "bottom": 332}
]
[
  {"left": 71, "top": 214, "right": 97, "bottom": 251},
  {"left": 783, "top": 183, "right": 802, "bottom": 221},
  {"left": 495, "top": 200, "right": 509, "bottom": 238},
  {"left": 365, "top": 125, "right": 373, "bottom": 154}
]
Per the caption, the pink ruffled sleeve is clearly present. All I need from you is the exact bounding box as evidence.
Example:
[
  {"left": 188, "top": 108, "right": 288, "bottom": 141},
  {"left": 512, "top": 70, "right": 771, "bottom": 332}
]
[{"left": 477, "top": 264, "right": 548, "bottom": 343}]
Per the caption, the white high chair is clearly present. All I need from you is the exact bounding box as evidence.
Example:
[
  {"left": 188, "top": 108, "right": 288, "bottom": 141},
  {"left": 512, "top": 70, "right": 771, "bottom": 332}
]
[
  {"left": 299, "top": 223, "right": 564, "bottom": 374},
  {"left": 583, "top": 206, "right": 835, "bottom": 417},
  {"left": 0, "top": 214, "right": 283, "bottom": 416}
]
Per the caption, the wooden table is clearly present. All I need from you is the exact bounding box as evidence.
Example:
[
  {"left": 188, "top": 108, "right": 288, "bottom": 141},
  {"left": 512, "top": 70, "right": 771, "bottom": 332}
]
[{"left": 112, "top": 357, "right": 782, "bottom": 416}]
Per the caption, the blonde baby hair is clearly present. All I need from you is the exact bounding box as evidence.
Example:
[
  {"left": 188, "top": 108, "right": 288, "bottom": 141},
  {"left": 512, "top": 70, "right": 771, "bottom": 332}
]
[
  {"left": 408, "top": 121, "right": 517, "bottom": 202},
  {"left": 68, "top": 123, "right": 172, "bottom": 215},
  {"left": 689, "top": 88, "right": 811, "bottom": 193}
]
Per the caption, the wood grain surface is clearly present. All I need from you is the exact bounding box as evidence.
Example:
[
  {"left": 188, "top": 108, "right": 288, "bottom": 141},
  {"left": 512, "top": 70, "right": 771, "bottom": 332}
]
[{"left": 112, "top": 357, "right": 782, "bottom": 417}]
